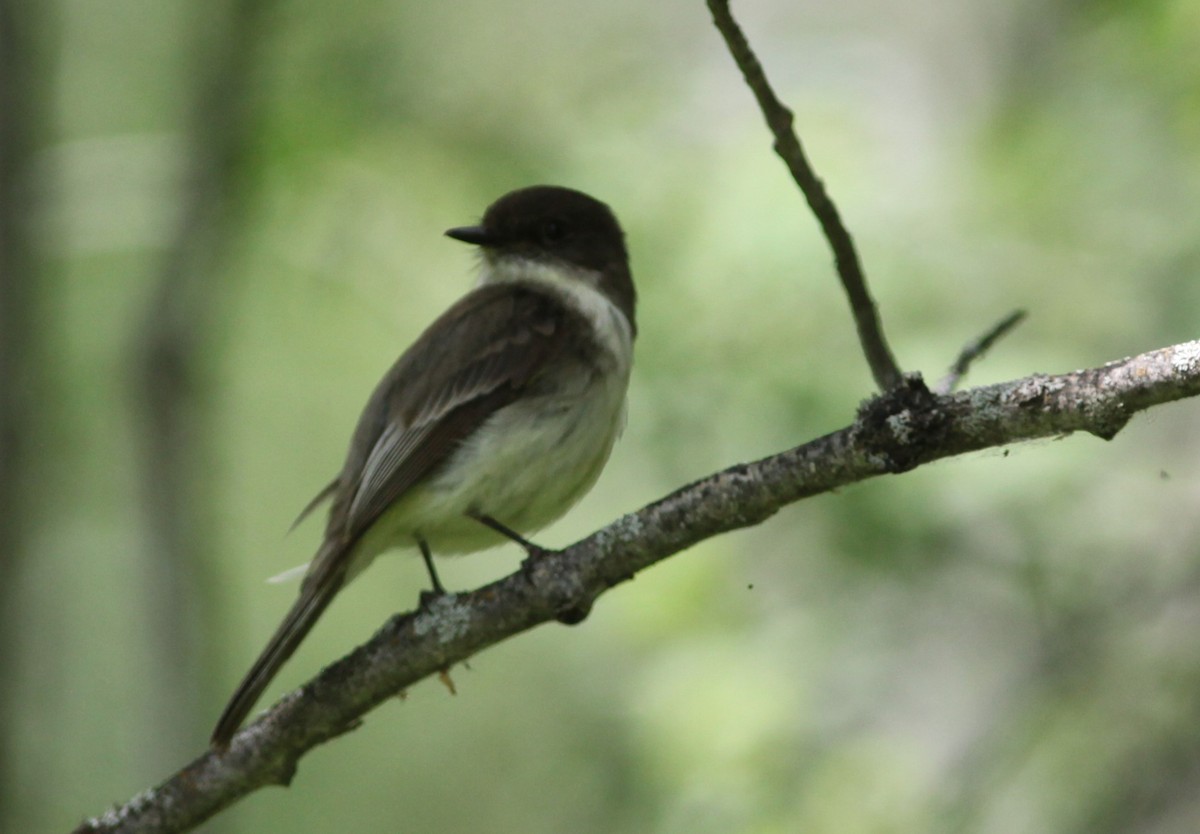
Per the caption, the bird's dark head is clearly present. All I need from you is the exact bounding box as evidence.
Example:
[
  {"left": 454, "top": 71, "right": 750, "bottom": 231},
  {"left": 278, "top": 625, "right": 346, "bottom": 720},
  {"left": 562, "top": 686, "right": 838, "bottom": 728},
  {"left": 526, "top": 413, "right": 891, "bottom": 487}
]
[{"left": 446, "top": 185, "right": 636, "bottom": 332}]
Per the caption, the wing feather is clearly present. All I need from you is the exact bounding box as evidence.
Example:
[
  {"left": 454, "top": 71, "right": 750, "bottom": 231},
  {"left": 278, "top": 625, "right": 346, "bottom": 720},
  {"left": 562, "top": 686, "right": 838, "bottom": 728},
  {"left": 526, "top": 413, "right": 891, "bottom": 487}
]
[{"left": 329, "top": 283, "right": 574, "bottom": 544}]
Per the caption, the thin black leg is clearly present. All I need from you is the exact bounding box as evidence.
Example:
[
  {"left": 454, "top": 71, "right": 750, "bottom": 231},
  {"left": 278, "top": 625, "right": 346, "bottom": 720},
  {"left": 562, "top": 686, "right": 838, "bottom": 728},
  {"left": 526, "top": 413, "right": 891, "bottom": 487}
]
[
  {"left": 470, "top": 512, "right": 588, "bottom": 625},
  {"left": 416, "top": 536, "right": 459, "bottom": 687},
  {"left": 417, "top": 536, "right": 446, "bottom": 597},
  {"left": 470, "top": 512, "right": 549, "bottom": 557}
]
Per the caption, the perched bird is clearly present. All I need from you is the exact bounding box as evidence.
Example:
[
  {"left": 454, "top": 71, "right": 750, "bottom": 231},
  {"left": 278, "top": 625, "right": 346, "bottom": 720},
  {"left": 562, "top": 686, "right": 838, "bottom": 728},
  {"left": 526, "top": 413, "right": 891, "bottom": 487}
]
[{"left": 211, "top": 185, "right": 636, "bottom": 747}]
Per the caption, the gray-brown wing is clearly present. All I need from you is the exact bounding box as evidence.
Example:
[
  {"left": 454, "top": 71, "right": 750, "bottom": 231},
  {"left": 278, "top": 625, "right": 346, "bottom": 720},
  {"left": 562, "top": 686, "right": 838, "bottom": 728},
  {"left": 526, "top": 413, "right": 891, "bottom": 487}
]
[
  {"left": 211, "top": 283, "right": 574, "bottom": 747},
  {"left": 329, "top": 283, "right": 573, "bottom": 545}
]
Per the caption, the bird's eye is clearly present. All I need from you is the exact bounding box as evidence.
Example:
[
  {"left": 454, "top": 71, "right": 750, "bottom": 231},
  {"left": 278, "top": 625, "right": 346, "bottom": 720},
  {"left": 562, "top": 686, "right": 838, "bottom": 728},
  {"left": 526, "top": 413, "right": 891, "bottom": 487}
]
[{"left": 538, "top": 218, "right": 567, "bottom": 244}]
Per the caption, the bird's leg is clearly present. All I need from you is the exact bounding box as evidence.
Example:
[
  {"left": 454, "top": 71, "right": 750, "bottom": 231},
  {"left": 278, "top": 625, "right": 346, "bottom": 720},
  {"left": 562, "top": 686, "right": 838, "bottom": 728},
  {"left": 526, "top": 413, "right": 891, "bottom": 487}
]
[
  {"left": 469, "top": 512, "right": 589, "bottom": 625},
  {"left": 469, "top": 512, "right": 553, "bottom": 562},
  {"left": 416, "top": 536, "right": 447, "bottom": 606},
  {"left": 415, "top": 536, "right": 461, "bottom": 690}
]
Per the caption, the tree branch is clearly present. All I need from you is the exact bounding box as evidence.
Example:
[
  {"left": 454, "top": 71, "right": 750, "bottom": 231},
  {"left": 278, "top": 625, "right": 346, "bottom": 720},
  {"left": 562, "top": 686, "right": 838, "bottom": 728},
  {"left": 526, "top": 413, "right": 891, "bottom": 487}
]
[
  {"left": 706, "top": 0, "right": 904, "bottom": 391},
  {"left": 74, "top": 339, "right": 1200, "bottom": 834},
  {"left": 935, "top": 309, "right": 1028, "bottom": 394}
]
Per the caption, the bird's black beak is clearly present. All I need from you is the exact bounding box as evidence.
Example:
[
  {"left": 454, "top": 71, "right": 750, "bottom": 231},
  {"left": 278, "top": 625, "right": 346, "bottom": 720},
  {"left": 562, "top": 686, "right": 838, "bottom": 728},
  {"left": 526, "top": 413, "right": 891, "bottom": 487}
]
[{"left": 444, "top": 225, "right": 495, "bottom": 246}]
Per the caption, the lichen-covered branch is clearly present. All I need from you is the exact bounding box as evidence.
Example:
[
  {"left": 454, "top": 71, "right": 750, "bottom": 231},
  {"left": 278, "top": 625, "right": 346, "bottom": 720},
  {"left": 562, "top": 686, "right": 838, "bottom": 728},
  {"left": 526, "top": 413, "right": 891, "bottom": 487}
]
[{"left": 74, "top": 338, "right": 1200, "bottom": 834}]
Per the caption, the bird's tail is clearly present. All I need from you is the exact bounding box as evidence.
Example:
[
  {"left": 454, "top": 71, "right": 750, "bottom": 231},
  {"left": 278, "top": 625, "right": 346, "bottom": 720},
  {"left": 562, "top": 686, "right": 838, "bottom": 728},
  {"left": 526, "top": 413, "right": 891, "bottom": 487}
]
[{"left": 210, "top": 543, "right": 347, "bottom": 748}]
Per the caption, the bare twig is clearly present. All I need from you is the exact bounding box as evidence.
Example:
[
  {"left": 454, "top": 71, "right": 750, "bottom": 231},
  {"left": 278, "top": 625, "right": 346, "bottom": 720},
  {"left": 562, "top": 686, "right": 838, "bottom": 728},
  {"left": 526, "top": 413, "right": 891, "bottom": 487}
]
[
  {"left": 706, "top": 0, "right": 903, "bottom": 391},
  {"left": 74, "top": 339, "right": 1200, "bottom": 834},
  {"left": 935, "top": 309, "right": 1028, "bottom": 394}
]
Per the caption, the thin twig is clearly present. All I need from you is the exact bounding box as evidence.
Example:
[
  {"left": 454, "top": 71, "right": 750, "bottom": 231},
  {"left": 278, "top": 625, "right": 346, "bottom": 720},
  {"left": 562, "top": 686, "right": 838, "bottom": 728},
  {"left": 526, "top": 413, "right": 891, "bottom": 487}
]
[
  {"left": 935, "top": 309, "right": 1028, "bottom": 394},
  {"left": 706, "top": 0, "right": 903, "bottom": 391},
  {"left": 74, "top": 339, "right": 1200, "bottom": 834}
]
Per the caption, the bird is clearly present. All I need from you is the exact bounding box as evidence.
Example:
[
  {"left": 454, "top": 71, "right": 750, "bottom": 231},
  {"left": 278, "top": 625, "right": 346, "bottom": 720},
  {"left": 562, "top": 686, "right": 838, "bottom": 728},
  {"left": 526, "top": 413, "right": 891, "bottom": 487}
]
[{"left": 210, "top": 185, "right": 637, "bottom": 748}]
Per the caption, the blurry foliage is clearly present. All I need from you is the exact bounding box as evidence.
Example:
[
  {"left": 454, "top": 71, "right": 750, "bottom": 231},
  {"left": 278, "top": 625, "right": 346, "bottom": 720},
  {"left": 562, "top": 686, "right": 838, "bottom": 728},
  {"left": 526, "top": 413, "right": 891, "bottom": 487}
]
[{"left": 8, "top": 0, "right": 1200, "bottom": 832}]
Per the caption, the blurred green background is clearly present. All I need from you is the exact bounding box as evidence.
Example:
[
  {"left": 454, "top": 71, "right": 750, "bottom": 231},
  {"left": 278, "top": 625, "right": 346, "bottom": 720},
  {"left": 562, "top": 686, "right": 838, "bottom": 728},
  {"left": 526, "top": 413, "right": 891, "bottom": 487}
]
[{"left": 4, "top": 0, "right": 1200, "bottom": 832}]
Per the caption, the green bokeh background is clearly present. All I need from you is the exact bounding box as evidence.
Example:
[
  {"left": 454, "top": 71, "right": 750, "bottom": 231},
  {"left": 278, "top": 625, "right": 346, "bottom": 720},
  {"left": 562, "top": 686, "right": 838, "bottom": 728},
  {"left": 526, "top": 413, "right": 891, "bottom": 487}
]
[{"left": 6, "top": 0, "right": 1200, "bottom": 832}]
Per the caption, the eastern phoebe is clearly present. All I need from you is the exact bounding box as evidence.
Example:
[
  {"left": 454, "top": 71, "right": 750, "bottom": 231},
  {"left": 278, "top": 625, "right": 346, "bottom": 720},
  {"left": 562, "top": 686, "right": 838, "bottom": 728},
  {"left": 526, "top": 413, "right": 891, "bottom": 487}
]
[{"left": 211, "top": 185, "right": 636, "bottom": 748}]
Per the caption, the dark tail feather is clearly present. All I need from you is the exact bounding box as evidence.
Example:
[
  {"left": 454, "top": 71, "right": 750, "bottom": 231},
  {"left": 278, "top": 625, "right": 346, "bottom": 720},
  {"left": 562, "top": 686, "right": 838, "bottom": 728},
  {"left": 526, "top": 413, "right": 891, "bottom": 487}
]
[{"left": 211, "top": 550, "right": 346, "bottom": 748}]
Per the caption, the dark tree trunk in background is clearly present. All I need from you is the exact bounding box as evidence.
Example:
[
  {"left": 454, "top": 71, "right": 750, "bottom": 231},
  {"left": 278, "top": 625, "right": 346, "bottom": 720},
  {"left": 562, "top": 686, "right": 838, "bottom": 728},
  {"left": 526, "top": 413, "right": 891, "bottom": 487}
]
[
  {"left": 0, "top": 0, "right": 48, "bottom": 827},
  {"left": 133, "top": 0, "right": 279, "bottom": 775}
]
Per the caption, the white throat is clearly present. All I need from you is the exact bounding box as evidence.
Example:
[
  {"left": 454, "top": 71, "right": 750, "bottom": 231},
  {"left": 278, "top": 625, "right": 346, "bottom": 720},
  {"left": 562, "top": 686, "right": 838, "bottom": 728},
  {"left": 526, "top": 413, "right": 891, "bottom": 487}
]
[{"left": 477, "top": 256, "right": 634, "bottom": 373}]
